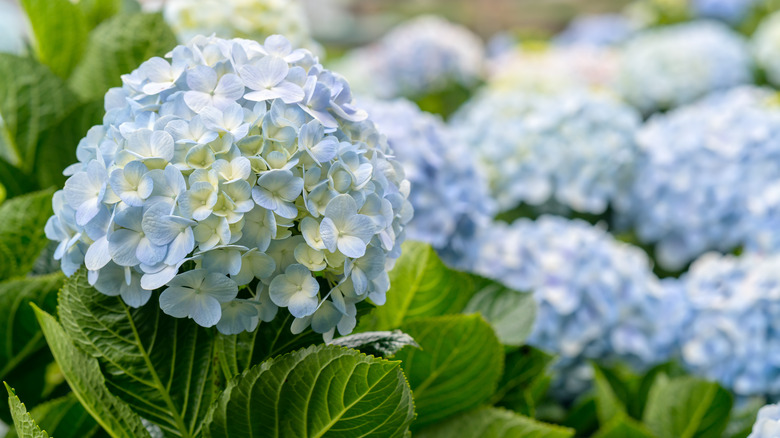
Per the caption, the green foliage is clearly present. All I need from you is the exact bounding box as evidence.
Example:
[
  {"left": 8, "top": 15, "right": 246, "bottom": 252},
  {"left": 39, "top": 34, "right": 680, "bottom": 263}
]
[
  {"left": 592, "top": 414, "right": 655, "bottom": 438},
  {"left": 416, "top": 407, "right": 574, "bottom": 438},
  {"left": 331, "top": 330, "right": 419, "bottom": 358},
  {"left": 78, "top": 0, "right": 123, "bottom": 29},
  {"left": 69, "top": 13, "right": 177, "bottom": 101},
  {"left": 394, "top": 314, "right": 504, "bottom": 430},
  {"left": 20, "top": 0, "right": 88, "bottom": 78},
  {"left": 6, "top": 394, "right": 100, "bottom": 438},
  {"left": 5, "top": 383, "right": 49, "bottom": 438},
  {"left": 724, "top": 397, "right": 765, "bottom": 438},
  {"left": 492, "top": 346, "right": 554, "bottom": 416},
  {"left": 358, "top": 242, "right": 479, "bottom": 331},
  {"left": 203, "top": 344, "right": 415, "bottom": 438},
  {"left": 463, "top": 276, "right": 536, "bottom": 346},
  {"left": 0, "top": 190, "right": 55, "bottom": 280}
]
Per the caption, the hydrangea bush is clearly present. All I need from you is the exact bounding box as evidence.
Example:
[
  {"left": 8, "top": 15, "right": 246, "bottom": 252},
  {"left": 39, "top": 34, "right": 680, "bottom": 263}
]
[
  {"left": 45, "top": 34, "right": 412, "bottom": 339},
  {"left": 453, "top": 89, "right": 641, "bottom": 215},
  {"left": 616, "top": 86, "right": 780, "bottom": 270},
  {"left": 617, "top": 21, "right": 752, "bottom": 114},
  {"left": 752, "top": 10, "right": 780, "bottom": 88}
]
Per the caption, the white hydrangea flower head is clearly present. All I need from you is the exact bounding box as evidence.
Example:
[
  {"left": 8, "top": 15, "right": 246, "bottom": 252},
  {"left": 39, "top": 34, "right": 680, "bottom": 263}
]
[
  {"left": 749, "top": 403, "right": 780, "bottom": 438},
  {"left": 753, "top": 11, "right": 780, "bottom": 88},
  {"left": 679, "top": 253, "right": 780, "bottom": 399},
  {"left": 359, "top": 97, "right": 494, "bottom": 269},
  {"left": 45, "top": 35, "right": 413, "bottom": 339},
  {"left": 453, "top": 89, "right": 641, "bottom": 215},
  {"left": 618, "top": 21, "right": 753, "bottom": 114},
  {"left": 335, "top": 15, "right": 485, "bottom": 99},
  {"left": 616, "top": 86, "right": 780, "bottom": 270},
  {"left": 473, "top": 216, "right": 687, "bottom": 398}
]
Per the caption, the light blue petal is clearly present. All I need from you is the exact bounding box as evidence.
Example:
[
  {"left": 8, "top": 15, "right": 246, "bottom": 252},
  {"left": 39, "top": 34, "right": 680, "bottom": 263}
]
[
  {"left": 159, "top": 285, "right": 196, "bottom": 318},
  {"left": 319, "top": 217, "right": 339, "bottom": 253},
  {"left": 337, "top": 235, "right": 367, "bottom": 259},
  {"left": 108, "top": 229, "right": 141, "bottom": 266},
  {"left": 189, "top": 294, "right": 222, "bottom": 327}
]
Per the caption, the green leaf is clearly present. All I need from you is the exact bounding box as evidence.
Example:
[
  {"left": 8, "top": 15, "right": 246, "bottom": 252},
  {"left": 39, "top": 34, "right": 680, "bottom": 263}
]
[
  {"left": 0, "top": 158, "right": 37, "bottom": 198},
  {"left": 724, "top": 397, "right": 765, "bottom": 438},
  {"left": 203, "top": 344, "right": 415, "bottom": 438},
  {"left": 643, "top": 375, "right": 733, "bottom": 438},
  {"left": 394, "top": 314, "right": 504, "bottom": 430},
  {"left": 593, "top": 365, "right": 631, "bottom": 426},
  {"left": 5, "top": 393, "right": 100, "bottom": 438},
  {"left": 0, "top": 189, "right": 55, "bottom": 280},
  {"left": 5, "top": 383, "right": 49, "bottom": 438},
  {"left": 492, "top": 346, "right": 554, "bottom": 416},
  {"left": 68, "top": 13, "right": 177, "bottom": 101},
  {"left": 358, "top": 242, "right": 479, "bottom": 331},
  {"left": 32, "top": 305, "right": 151, "bottom": 438},
  {"left": 78, "top": 0, "right": 122, "bottom": 28},
  {"left": 20, "top": 0, "right": 88, "bottom": 78},
  {"left": 592, "top": 414, "right": 655, "bottom": 438},
  {"left": 416, "top": 407, "right": 574, "bottom": 438},
  {"left": 57, "top": 269, "right": 216, "bottom": 437},
  {"left": 463, "top": 276, "right": 536, "bottom": 346},
  {"left": 0, "top": 54, "right": 78, "bottom": 170},
  {"left": 331, "top": 330, "right": 419, "bottom": 358},
  {"left": 561, "top": 396, "right": 600, "bottom": 437}
]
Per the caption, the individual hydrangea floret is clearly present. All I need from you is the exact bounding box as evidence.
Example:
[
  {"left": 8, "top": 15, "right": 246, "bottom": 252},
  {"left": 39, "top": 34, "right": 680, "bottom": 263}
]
[
  {"left": 554, "top": 13, "right": 637, "bottom": 47},
  {"left": 752, "top": 11, "right": 780, "bottom": 88},
  {"left": 453, "top": 89, "right": 641, "bottom": 214},
  {"left": 679, "top": 253, "right": 780, "bottom": 399},
  {"left": 45, "top": 35, "right": 413, "bottom": 339},
  {"left": 473, "top": 216, "right": 687, "bottom": 398},
  {"left": 616, "top": 86, "right": 780, "bottom": 270},
  {"left": 749, "top": 402, "right": 780, "bottom": 438},
  {"left": 359, "top": 97, "right": 494, "bottom": 268},
  {"left": 335, "top": 15, "right": 485, "bottom": 99},
  {"left": 617, "top": 21, "right": 752, "bottom": 114}
]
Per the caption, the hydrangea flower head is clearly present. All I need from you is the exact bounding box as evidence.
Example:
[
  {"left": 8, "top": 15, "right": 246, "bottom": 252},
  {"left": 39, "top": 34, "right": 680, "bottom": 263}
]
[
  {"left": 360, "top": 97, "right": 494, "bottom": 268},
  {"left": 752, "top": 11, "right": 780, "bottom": 88},
  {"left": 554, "top": 13, "right": 637, "bottom": 47},
  {"left": 692, "top": 0, "right": 759, "bottom": 24},
  {"left": 749, "top": 402, "right": 780, "bottom": 438},
  {"left": 45, "top": 35, "right": 413, "bottom": 339},
  {"left": 453, "top": 89, "right": 641, "bottom": 215},
  {"left": 616, "top": 86, "right": 780, "bottom": 270},
  {"left": 617, "top": 21, "right": 752, "bottom": 113}
]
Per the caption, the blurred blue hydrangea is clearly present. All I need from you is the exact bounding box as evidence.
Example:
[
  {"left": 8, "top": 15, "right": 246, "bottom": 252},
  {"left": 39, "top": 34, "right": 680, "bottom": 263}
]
[
  {"left": 616, "top": 86, "right": 780, "bottom": 270},
  {"left": 45, "top": 35, "right": 413, "bottom": 339},
  {"left": 679, "top": 253, "right": 780, "bottom": 399},
  {"left": 617, "top": 21, "right": 752, "bottom": 114},
  {"left": 335, "top": 15, "right": 485, "bottom": 99},
  {"left": 359, "top": 97, "right": 494, "bottom": 268},
  {"left": 0, "top": 1, "right": 29, "bottom": 55},
  {"left": 753, "top": 10, "right": 780, "bottom": 88},
  {"left": 749, "top": 402, "right": 780, "bottom": 437},
  {"left": 692, "top": 0, "right": 758, "bottom": 24},
  {"left": 453, "top": 89, "right": 641, "bottom": 215},
  {"left": 554, "top": 13, "right": 637, "bottom": 47},
  {"left": 473, "top": 216, "right": 687, "bottom": 397}
]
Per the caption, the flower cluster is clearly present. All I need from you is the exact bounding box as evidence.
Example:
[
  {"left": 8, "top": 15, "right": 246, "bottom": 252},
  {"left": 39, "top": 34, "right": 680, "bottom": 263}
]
[
  {"left": 752, "top": 11, "right": 780, "bottom": 88},
  {"left": 453, "top": 89, "right": 641, "bottom": 214},
  {"left": 678, "top": 253, "right": 780, "bottom": 399},
  {"left": 691, "top": 0, "right": 759, "bottom": 24},
  {"left": 359, "top": 97, "right": 493, "bottom": 268},
  {"left": 473, "top": 216, "right": 686, "bottom": 397},
  {"left": 616, "top": 86, "right": 780, "bottom": 270},
  {"left": 45, "top": 35, "right": 413, "bottom": 338},
  {"left": 335, "top": 15, "right": 485, "bottom": 99},
  {"left": 749, "top": 403, "right": 780, "bottom": 438},
  {"left": 163, "top": 0, "right": 314, "bottom": 50},
  {"left": 617, "top": 21, "right": 752, "bottom": 114},
  {"left": 554, "top": 13, "right": 637, "bottom": 47}
]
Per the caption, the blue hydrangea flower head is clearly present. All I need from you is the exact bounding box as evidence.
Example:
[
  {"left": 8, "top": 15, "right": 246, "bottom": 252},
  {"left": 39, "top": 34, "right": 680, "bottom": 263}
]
[
  {"left": 749, "top": 402, "right": 780, "bottom": 438},
  {"left": 45, "top": 35, "right": 413, "bottom": 339},
  {"left": 753, "top": 11, "right": 780, "bottom": 88},
  {"left": 554, "top": 13, "right": 637, "bottom": 47},
  {"left": 618, "top": 21, "right": 752, "bottom": 113},
  {"left": 453, "top": 89, "right": 641, "bottom": 215},
  {"left": 692, "top": 0, "right": 759, "bottom": 24},
  {"left": 616, "top": 86, "right": 780, "bottom": 270},
  {"left": 359, "top": 97, "right": 494, "bottom": 268}
]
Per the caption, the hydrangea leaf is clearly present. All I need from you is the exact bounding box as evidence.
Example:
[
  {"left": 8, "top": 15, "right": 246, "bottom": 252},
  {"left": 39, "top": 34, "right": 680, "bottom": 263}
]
[
  {"left": 203, "top": 344, "right": 415, "bottom": 438},
  {"left": 593, "top": 365, "right": 631, "bottom": 426},
  {"left": 0, "top": 54, "right": 78, "bottom": 171},
  {"left": 492, "top": 346, "right": 554, "bottom": 417},
  {"left": 463, "top": 276, "right": 536, "bottom": 346},
  {"left": 0, "top": 189, "right": 55, "bottom": 281},
  {"left": 722, "top": 397, "right": 765, "bottom": 438},
  {"left": 31, "top": 305, "right": 151, "bottom": 438},
  {"left": 0, "top": 158, "right": 37, "bottom": 199},
  {"left": 20, "top": 0, "right": 88, "bottom": 78},
  {"left": 78, "top": 0, "right": 122, "bottom": 29},
  {"left": 57, "top": 269, "right": 216, "bottom": 437},
  {"left": 68, "top": 13, "right": 177, "bottom": 101},
  {"left": 4, "top": 383, "right": 49, "bottom": 438},
  {"left": 331, "top": 330, "right": 419, "bottom": 358},
  {"left": 5, "top": 393, "right": 100, "bottom": 438},
  {"left": 416, "top": 407, "right": 574, "bottom": 438},
  {"left": 642, "top": 375, "right": 732, "bottom": 438},
  {"left": 394, "top": 314, "right": 503, "bottom": 430},
  {"left": 358, "top": 242, "right": 478, "bottom": 332},
  {"left": 592, "top": 414, "right": 655, "bottom": 438}
]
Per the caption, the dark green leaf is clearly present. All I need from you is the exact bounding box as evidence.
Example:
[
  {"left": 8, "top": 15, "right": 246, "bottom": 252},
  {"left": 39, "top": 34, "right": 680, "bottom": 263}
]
[
  {"left": 593, "top": 365, "right": 631, "bottom": 426},
  {"left": 592, "top": 414, "right": 655, "bottom": 438},
  {"left": 416, "top": 407, "right": 574, "bottom": 438},
  {"left": 463, "top": 276, "right": 536, "bottom": 346},
  {"left": 394, "top": 314, "right": 504, "bottom": 430},
  {"left": 203, "top": 344, "right": 415, "bottom": 438},
  {"left": 20, "top": 0, "right": 88, "bottom": 78},
  {"left": 0, "top": 189, "right": 55, "bottom": 280},
  {"left": 0, "top": 158, "right": 37, "bottom": 198},
  {"left": 561, "top": 396, "right": 600, "bottom": 437},
  {"left": 331, "top": 330, "right": 419, "bottom": 357},
  {"left": 492, "top": 346, "right": 554, "bottom": 416},
  {"left": 5, "top": 383, "right": 49, "bottom": 438},
  {"left": 6, "top": 393, "right": 100, "bottom": 438}
]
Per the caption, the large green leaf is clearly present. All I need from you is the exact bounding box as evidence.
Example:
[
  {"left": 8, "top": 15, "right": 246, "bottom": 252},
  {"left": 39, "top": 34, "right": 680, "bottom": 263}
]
[
  {"left": 20, "top": 0, "right": 88, "bottom": 78},
  {"left": 0, "top": 158, "right": 37, "bottom": 199},
  {"left": 463, "top": 276, "right": 536, "bottom": 346},
  {"left": 394, "top": 314, "right": 503, "bottom": 430},
  {"left": 416, "top": 407, "right": 574, "bottom": 438},
  {"left": 0, "top": 189, "right": 55, "bottom": 280},
  {"left": 492, "top": 346, "right": 554, "bottom": 416},
  {"left": 358, "top": 242, "right": 479, "bottom": 331},
  {"left": 642, "top": 375, "right": 733, "bottom": 438},
  {"left": 78, "top": 0, "right": 122, "bottom": 28},
  {"left": 68, "top": 13, "right": 177, "bottom": 101},
  {"left": 5, "top": 383, "right": 49, "bottom": 438},
  {"left": 331, "top": 330, "right": 419, "bottom": 358},
  {"left": 32, "top": 305, "right": 151, "bottom": 438},
  {"left": 203, "top": 344, "right": 415, "bottom": 438},
  {"left": 592, "top": 414, "right": 655, "bottom": 438},
  {"left": 57, "top": 269, "right": 215, "bottom": 437},
  {"left": 593, "top": 365, "right": 631, "bottom": 426},
  {"left": 0, "top": 55, "right": 78, "bottom": 170},
  {"left": 6, "top": 393, "right": 100, "bottom": 438}
]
